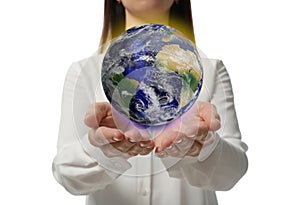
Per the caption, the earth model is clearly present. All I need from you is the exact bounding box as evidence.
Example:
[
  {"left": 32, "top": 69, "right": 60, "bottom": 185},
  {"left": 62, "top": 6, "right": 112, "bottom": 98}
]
[{"left": 102, "top": 24, "right": 203, "bottom": 126}]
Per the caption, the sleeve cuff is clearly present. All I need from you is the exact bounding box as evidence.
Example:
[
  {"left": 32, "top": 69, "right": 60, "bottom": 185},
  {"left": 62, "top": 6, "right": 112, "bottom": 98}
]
[
  {"left": 79, "top": 133, "right": 132, "bottom": 176},
  {"left": 198, "top": 131, "right": 221, "bottom": 161},
  {"left": 160, "top": 131, "right": 221, "bottom": 179}
]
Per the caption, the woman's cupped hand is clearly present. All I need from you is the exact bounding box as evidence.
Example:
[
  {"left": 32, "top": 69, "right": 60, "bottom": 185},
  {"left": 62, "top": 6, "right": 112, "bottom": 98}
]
[{"left": 84, "top": 101, "right": 220, "bottom": 159}]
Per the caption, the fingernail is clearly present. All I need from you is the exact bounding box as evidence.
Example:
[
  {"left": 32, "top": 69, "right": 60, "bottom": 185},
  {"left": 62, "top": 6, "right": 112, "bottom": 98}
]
[
  {"left": 139, "top": 142, "right": 148, "bottom": 148},
  {"left": 156, "top": 147, "right": 163, "bottom": 152},
  {"left": 128, "top": 138, "right": 136, "bottom": 143},
  {"left": 174, "top": 138, "right": 183, "bottom": 144},
  {"left": 187, "top": 135, "right": 196, "bottom": 139},
  {"left": 112, "top": 136, "right": 122, "bottom": 142},
  {"left": 166, "top": 144, "right": 173, "bottom": 150},
  {"left": 156, "top": 151, "right": 167, "bottom": 158},
  {"left": 146, "top": 144, "right": 154, "bottom": 149}
]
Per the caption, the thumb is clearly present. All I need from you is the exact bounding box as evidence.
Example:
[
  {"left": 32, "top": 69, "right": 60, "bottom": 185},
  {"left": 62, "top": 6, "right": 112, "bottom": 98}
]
[
  {"left": 198, "top": 102, "right": 221, "bottom": 131},
  {"left": 84, "top": 102, "right": 111, "bottom": 128}
]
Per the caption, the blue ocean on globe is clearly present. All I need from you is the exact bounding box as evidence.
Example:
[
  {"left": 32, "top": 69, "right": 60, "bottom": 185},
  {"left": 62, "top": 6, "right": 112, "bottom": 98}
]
[{"left": 102, "top": 24, "right": 203, "bottom": 126}]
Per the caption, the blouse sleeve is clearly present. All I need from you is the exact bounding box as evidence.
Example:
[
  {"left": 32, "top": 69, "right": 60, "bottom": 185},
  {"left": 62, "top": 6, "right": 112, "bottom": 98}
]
[
  {"left": 163, "top": 59, "right": 248, "bottom": 191},
  {"left": 52, "top": 56, "right": 131, "bottom": 195}
]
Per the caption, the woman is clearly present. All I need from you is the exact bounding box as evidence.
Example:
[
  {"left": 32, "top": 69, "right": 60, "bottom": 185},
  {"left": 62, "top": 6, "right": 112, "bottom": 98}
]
[{"left": 52, "top": 0, "right": 248, "bottom": 205}]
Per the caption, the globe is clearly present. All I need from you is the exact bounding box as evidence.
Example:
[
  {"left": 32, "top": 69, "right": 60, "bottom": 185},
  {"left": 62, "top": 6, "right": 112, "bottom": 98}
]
[{"left": 102, "top": 24, "right": 203, "bottom": 126}]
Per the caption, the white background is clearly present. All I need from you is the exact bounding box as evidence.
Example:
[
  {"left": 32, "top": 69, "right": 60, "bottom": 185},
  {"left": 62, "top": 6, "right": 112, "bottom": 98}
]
[{"left": 0, "top": 0, "right": 299, "bottom": 204}]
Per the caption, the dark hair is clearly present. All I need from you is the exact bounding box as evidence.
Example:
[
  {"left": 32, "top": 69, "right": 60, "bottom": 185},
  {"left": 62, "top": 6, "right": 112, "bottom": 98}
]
[{"left": 99, "top": 0, "right": 195, "bottom": 52}]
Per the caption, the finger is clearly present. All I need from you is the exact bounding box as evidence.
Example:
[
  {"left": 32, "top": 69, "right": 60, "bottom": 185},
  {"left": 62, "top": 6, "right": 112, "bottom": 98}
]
[
  {"left": 111, "top": 137, "right": 137, "bottom": 153},
  {"left": 99, "top": 115, "right": 117, "bottom": 128},
  {"left": 208, "top": 118, "right": 221, "bottom": 131},
  {"left": 155, "top": 133, "right": 177, "bottom": 152},
  {"left": 193, "top": 123, "right": 209, "bottom": 143},
  {"left": 139, "top": 142, "right": 155, "bottom": 155},
  {"left": 101, "top": 144, "right": 130, "bottom": 158},
  {"left": 138, "top": 140, "right": 154, "bottom": 149},
  {"left": 94, "top": 127, "right": 125, "bottom": 145},
  {"left": 127, "top": 141, "right": 154, "bottom": 156},
  {"left": 186, "top": 141, "right": 202, "bottom": 157},
  {"left": 84, "top": 102, "right": 111, "bottom": 128},
  {"left": 154, "top": 119, "right": 182, "bottom": 151},
  {"left": 110, "top": 126, "right": 152, "bottom": 154},
  {"left": 172, "top": 136, "right": 194, "bottom": 154},
  {"left": 138, "top": 140, "right": 155, "bottom": 155},
  {"left": 198, "top": 102, "right": 221, "bottom": 131},
  {"left": 124, "top": 127, "right": 151, "bottom": 143},
  {"left": 155, "top": 150, "right": 168, "bottom": 158},
  {"left": 89, "top": 128, "right": 122, "bottom": 148},
  {"left": 196, "top": 131, "right": 215, "bottom": 145},
  {"left": 164, "top": 144, "right": 184, "bottom": 158},
  {"left": 88, "top": 128, "right": 102, "bottom": 147}
]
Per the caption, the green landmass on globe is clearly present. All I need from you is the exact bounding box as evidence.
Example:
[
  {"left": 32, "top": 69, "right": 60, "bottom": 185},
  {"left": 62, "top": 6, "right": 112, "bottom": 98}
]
[{"left": 101, "top": 24, "right": 203, "bottom": 126}]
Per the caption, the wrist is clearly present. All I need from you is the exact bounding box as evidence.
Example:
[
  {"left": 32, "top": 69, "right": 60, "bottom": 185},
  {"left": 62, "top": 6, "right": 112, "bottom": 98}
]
[{"left": 198, "top": 131, "right": 220, "bottom": 161}]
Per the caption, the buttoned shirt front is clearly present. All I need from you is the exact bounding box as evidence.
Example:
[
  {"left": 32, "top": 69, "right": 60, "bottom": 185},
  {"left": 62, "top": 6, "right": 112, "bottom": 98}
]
[{"left": 52, "top": 50, "right": 248, "bottom": 205}]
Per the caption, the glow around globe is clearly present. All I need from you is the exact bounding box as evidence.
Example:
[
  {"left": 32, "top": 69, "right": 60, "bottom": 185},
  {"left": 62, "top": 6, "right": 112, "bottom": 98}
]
[{"left": 102, "top": 24, "right": 203, "bottom": 126}]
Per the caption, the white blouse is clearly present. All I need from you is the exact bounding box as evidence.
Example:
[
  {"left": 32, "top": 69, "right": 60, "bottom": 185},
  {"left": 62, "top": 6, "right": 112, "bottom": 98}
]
[{"left": 52, "top": 50, "right": 248, "bottom": 205}]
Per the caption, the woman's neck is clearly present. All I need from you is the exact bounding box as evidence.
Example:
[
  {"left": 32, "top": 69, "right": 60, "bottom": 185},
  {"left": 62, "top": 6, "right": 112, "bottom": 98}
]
[{"left": 125, "top": 10, "right": 170, "bottom": 30}]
